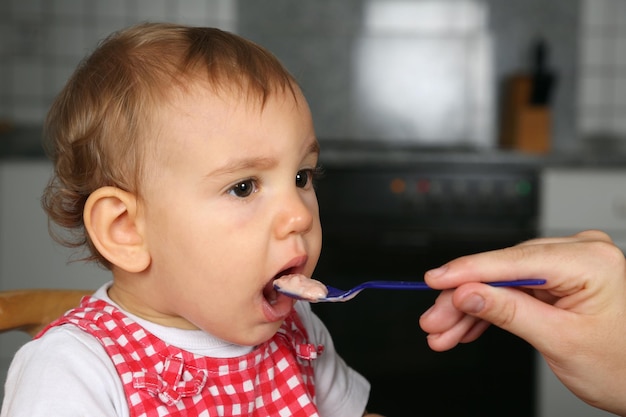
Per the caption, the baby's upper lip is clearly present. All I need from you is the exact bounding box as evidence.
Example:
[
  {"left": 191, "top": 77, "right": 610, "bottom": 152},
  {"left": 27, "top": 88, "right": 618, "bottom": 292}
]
[
  {"left": 280, "top": 255, "right": 307, "bottom": 274},
  {"left": 270, "top": 255, "right": 308, "bottom": 285},
  {"left": 263, "top": 256, "right": 307, "bottom": 303}
]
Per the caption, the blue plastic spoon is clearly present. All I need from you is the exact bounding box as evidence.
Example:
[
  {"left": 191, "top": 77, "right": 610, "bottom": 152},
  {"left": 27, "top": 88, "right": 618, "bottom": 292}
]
[{"left": 274, "top": 279, "right": 546, "bottom": 303}]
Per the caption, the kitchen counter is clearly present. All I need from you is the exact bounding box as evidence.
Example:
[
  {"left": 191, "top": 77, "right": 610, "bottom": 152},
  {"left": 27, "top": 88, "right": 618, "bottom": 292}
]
[
  {"left": 317, "top": 138, "right": 626, "bottom": 169},
  {"left": 2, "top": 125, "right": 626, "bottom": 168},
  {"left": 0, "top": 125, "right": 48, "bottom": 160}
]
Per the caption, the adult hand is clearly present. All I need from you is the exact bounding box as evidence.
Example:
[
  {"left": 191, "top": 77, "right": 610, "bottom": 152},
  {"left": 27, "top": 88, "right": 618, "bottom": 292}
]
[{"left": 419, "top": 230, "right": 626, "bottom": 416}]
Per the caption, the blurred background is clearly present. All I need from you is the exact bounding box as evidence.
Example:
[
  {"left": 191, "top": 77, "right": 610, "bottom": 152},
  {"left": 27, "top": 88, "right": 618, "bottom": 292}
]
[
  {"left": 1, "top": 1, "right": 625, "bottom": 416},
  {"left": 1, "top": 0, "right": 625, "bottom": 150}
]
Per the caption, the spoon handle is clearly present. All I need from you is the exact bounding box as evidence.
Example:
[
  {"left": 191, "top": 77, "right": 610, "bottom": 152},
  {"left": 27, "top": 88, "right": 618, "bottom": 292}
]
[{"left": 355, "top": 279, "right": 545, "bottom": 291}]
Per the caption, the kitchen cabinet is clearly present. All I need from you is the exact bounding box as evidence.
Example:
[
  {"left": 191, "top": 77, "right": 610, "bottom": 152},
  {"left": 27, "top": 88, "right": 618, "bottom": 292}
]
[
  {"left": 537, "top": 167, "right": 624, "bottom": 417},
  {"left": 0, "top": 160, "right": 110, "bottom": 290},
  {"left": 540, "top": 167, "right": 626, "bottom": 246}
]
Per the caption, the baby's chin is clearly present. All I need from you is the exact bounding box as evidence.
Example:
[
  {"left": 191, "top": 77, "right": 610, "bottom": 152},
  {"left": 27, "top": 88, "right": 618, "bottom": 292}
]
[
  {"left": 227, "top": 319, "right": 291, "bottom": 348},
  {"left": 212, "top": 294, "right": 295, "bottom": 347}
]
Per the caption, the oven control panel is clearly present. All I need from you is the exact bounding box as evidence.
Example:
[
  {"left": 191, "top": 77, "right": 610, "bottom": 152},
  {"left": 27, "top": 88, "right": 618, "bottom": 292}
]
[{"left": 316, "top": 165, "right": 539, "bottom": 232}]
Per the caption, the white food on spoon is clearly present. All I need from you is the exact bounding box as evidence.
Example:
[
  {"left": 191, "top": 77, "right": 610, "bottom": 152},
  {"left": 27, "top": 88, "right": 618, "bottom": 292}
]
[{"left": 274, "top": 274, "right": 328, "bottom": 302}]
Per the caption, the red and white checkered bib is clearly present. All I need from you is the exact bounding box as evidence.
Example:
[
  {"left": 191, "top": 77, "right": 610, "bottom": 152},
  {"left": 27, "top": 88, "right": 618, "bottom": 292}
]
[{"left": 40, "top": 297, "right": 324, "bottom": 417}]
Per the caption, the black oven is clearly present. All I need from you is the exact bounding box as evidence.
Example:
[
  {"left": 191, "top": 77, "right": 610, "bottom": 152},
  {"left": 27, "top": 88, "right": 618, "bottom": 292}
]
[{"left": 312, "top": 142, "right": 540, "bottom": 417}]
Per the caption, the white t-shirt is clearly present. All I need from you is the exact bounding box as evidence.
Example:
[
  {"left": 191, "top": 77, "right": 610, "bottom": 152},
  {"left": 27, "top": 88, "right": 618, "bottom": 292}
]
[{"left": 0, "top": 283, "right": 370, "bottom": 417}]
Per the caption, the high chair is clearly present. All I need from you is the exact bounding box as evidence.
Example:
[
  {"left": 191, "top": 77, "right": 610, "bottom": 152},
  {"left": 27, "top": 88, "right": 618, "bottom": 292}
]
[{"left": 0, "top": 289, "right": 92, "bottom": 337}]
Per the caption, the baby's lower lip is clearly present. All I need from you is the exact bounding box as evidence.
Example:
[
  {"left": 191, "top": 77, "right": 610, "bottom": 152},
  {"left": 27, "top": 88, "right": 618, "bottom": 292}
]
[{"left": 262, "top": 292, "right": 294, "bottom": 322}]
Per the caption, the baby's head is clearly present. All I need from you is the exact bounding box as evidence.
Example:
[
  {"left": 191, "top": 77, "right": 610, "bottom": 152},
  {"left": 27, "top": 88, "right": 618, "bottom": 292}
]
[
  {"left": 42, "top": 23, "right": 322, "bottom": 344},
  {"left": 43, "top": 22, "right": 297, "bottom": 268}
]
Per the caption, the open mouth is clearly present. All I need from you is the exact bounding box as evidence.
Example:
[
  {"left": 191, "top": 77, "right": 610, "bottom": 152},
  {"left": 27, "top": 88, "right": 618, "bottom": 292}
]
[
  {"left": 263, "top": 267, "right": 296, "bottom": 305},
  {"left": 260, "top": 267, "right": 299, "bottom": 322}
]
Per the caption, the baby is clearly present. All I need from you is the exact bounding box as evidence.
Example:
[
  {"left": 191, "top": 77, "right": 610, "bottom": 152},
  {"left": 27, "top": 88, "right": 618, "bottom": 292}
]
[{"left": 1, "top": 23, "right": 381, "bottom": 417}]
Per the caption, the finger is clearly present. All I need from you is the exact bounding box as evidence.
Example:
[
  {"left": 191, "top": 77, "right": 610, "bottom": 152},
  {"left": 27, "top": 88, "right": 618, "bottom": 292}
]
[
  {"left": 424, "top": 232, "right": 618, "bottom": 291},
  {"left": 419, "top": 290, "right": 464, "bottom": 334},
  {"left": 451, "top": 282, "right": 571, "bottom": 352},
  {"left": 421, "top": 290, "right": 492, "bottom": 351},
  {"left": 459, "top": 319, "right": 491, "bottom": 344},
  {"left": 425, "top": 314, "right": 485, "bottom": 352},
  {"left": 518, "top": 229, "right": 614, "bottom": 247}
]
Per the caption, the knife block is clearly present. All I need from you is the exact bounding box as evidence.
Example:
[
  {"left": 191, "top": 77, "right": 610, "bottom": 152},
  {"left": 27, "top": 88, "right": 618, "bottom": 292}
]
[{"left": 500, "top": 75, "right": 551, "bottom": 154}]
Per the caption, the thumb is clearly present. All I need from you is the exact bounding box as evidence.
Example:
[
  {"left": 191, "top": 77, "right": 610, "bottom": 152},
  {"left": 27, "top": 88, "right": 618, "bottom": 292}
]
[{"left": 452, "top": 283, "right": 562, "bottom": 352}]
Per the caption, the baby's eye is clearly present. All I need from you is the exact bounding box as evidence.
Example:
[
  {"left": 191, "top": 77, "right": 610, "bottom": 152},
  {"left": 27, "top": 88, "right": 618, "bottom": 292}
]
[
  {"left": 295, "top": 167, "right": 322, "bottom": 189},
  {"left": 228, "top": 179, "right": 257, "bottom": 198}
]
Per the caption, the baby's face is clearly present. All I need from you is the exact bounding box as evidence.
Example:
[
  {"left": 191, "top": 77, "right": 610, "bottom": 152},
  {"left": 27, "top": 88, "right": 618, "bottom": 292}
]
[{"left": 128, "top": 82, "right": 322, "bottom": 346}]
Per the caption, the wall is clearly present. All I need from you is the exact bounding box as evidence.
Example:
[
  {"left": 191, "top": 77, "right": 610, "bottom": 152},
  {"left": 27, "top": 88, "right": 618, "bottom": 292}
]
[
  {"left": 1, "top": 0, "right": 622, "bottom": 153},
  {"left": 578, "top": 0, "right": 626, "bottom": 149},
  {"left": 238, "top": 0, "right": 582, "bottom": 151},
  {"left": 0, "top": 0, "right": 236, "bottom": 124},
  {"left": 2, "top": 1, "right": 626, "bottom": 152}
]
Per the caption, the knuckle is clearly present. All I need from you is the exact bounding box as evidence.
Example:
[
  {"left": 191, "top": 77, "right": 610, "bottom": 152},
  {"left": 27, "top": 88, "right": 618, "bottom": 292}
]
[
  {"left": 485, "top": 295, "right": 518, "bottom": 328},
  {"left": 593, "top": 239, "right": 626, "bottom": 268}
]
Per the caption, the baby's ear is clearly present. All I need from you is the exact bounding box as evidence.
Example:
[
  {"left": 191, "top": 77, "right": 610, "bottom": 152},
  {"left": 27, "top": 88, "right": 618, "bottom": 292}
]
[{"left": 84, "top": 186, "right": 150, "bottom": 273}]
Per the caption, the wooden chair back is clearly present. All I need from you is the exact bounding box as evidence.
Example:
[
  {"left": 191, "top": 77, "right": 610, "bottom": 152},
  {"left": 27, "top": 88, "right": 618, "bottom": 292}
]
[{"left": 0, "top": 289, "right": 92, "bottom": 337}]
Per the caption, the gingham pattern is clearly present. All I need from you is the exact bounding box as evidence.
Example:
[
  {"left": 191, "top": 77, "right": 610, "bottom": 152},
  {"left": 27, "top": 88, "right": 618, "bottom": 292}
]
[{"left": 40, "top": 298, "right": 323, "bottom": 417}]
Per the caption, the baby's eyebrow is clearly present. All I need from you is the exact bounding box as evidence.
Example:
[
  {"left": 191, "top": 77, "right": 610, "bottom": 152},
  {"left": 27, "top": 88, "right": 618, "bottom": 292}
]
[
  {"left": 206, "top": 157, "right": 278, "bottom": 178},
  {"left": 307, "top": 140, "right": 320, "bottom": 156},
  {"left": 206, "top": 139, "right": 319, "bottom": 178}
]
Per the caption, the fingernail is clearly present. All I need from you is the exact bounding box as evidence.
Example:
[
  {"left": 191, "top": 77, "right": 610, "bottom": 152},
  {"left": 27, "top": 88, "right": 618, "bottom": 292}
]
[
  {"left": 426, "top": 264, "right": 448, "bottom": 279},
  {"left": 459, "top": 293, "right": 485, "bottom": 314}
]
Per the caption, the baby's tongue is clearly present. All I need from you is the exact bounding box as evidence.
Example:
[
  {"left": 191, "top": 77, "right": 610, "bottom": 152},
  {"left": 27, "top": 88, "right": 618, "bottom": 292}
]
[{"left": 263, "top": 281, "right": 279, "bottom": 305}]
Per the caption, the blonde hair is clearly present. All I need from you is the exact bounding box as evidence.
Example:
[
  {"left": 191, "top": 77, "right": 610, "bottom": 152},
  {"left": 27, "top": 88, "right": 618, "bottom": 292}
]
[{"left": 42, "top": 22, "right": 297, "bottom": 267}]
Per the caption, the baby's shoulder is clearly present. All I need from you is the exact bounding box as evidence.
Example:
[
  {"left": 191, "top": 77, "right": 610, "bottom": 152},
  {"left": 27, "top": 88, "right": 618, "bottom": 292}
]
[
  {"left": 17, "top": 324, "right": 111, "bottom": 369},
  {"left": 4, "top": 325, "right": 128, "bottom": 416}
]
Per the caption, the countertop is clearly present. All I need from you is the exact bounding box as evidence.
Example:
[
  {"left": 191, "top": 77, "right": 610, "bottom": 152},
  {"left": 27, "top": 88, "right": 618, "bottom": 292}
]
[
  {"left": 318, "top": 138, "right": 626, "bottom": 169},
  {"left": 2, "top": 125, "right": 626, "bottom": 168},
  {"left": 0, "top": 125, "right": 49, "bottom": 160}
]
